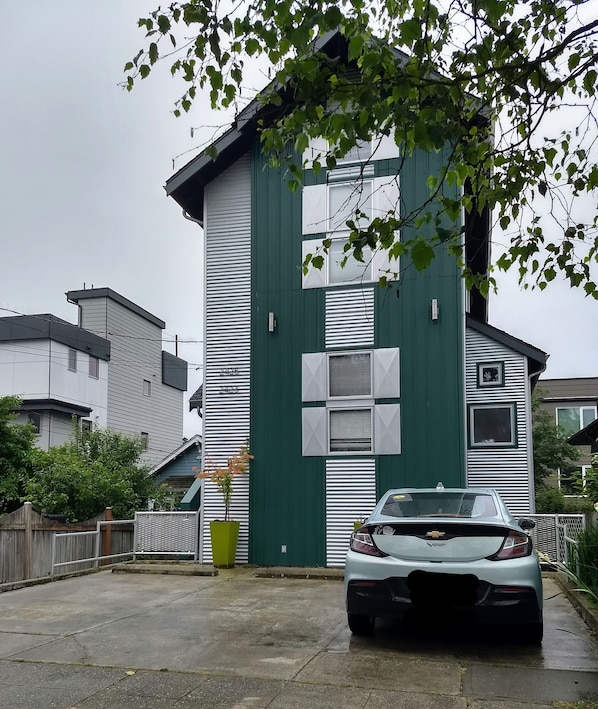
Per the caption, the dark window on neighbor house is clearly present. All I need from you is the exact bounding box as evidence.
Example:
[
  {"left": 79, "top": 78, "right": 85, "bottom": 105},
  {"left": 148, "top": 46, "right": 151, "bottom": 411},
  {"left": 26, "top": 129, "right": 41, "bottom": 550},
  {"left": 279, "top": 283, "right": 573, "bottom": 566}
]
[
  {"left": 28, "top": 412, "right": 41, "bottom": 435},
  {"left": 89, "top": 355, "right": 99, "bottom": 379},
  {"left": 558, "top": 465, "right": 588, "bottom": 495},
  {"left": 469, "top": 403, "right": 516, "bottom": 447},
  {"left": 140, "top": 432, "right": 149, "bottom": 450},
  {"left": 81, "top": 419, "right": 92, "bottom": 434},
  {"left": 68, "top": 348, "right": 77, "bottom": 372},
  {"left": 143, "top": 379, "right": 151, "bottom": 397}
]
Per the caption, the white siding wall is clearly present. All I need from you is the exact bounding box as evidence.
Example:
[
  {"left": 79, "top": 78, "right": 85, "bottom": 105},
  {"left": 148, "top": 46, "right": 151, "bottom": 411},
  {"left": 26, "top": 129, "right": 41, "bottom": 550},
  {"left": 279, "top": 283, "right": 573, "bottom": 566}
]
[
  {"left": 465, "top": 328, "right": 534, "bottom": 515},
  {"left": 201, "top": 153, "right": 252, "bottom": 564},
  {"left": 0, "top": 340, "right": 108, "bottom": 448}
]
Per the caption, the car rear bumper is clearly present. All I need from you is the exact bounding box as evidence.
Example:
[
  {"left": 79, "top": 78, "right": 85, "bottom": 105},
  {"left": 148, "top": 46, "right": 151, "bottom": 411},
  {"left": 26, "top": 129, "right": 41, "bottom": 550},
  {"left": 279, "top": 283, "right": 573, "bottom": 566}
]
[{"left": 346, "top": 572, "right": 542, "bottom": 624}]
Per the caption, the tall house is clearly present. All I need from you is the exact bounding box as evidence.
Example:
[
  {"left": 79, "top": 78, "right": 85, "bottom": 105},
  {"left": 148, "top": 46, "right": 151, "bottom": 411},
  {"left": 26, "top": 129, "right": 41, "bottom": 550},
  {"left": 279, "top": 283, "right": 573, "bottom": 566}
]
[
  {"left": 66, "top": 288, "right": 188, "bottom": 465},
  {"left": 164, "top": 31, "right": 547, "bottom": 567}
]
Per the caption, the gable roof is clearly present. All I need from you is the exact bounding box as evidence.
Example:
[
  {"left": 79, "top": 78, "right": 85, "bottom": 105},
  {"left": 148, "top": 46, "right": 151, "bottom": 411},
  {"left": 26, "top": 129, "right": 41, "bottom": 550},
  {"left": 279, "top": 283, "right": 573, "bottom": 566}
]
[
  {"left": 567, "top": 419, "right": 598, "bottom": 446},
  {"left": 165, "top": 30, "right": 411, "bottom": 222},
  {"left": 466, "top": 315, "right": 548, "bottom": 385},
  {"left": 150, "top": 434, "right": 202, "bottom": 475}
]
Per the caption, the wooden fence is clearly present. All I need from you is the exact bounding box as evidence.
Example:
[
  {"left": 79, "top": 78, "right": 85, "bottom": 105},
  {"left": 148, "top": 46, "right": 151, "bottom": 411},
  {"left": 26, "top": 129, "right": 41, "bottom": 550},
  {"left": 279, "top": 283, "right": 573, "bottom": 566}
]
[{"left": 0, "top": 503, "right": 134, "bottom": 584}]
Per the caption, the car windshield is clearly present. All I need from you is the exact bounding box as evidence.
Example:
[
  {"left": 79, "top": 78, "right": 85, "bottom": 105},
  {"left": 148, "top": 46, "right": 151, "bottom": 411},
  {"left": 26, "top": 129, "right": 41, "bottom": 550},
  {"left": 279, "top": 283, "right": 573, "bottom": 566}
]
[{"left": 380, "top": 492, "right": 498, "bottom": 519}]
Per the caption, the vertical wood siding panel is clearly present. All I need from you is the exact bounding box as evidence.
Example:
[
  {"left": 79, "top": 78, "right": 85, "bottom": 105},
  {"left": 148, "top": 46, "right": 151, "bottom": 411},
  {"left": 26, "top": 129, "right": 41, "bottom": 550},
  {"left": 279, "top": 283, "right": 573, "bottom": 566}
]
[{"left": 202, "top": 153, "right": 252, "bottom": 563}]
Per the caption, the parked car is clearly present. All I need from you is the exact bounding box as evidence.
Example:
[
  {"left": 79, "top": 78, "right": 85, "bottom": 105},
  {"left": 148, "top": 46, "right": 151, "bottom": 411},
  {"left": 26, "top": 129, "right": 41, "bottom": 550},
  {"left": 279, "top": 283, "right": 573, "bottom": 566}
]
[{"left": 345, "top": 484, "right": 543, "bottom": 643}]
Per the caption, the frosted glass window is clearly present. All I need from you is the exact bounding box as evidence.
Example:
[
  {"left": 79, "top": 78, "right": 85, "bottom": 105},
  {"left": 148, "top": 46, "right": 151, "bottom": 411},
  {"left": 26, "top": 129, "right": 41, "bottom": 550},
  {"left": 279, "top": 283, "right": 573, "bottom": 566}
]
[
  {"left": 329, "top": 238, "right": 372, "bottom": 284},
  {"left": 329, "top": 353, "right": 371, "bottom": 397},
  {"left": 328, "top": 181, "right": 372, "bottom": 231},
  {"left": 330, "top": 409, "right": 372, "bottom": 452}
]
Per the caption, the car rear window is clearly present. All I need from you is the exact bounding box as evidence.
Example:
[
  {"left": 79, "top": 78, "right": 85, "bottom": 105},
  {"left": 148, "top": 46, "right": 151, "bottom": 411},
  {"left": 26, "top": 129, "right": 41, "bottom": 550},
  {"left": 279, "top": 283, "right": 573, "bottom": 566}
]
[{"left": 380, "top": 492, "right": 497, "bottom": 519}]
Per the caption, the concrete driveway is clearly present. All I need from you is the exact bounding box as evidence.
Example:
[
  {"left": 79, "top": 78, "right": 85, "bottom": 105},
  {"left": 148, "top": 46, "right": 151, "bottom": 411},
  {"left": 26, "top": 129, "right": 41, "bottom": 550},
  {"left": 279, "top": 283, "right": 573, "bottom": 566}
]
[{"left": 0, "top": 568, "right": 597, "bottom": 708}]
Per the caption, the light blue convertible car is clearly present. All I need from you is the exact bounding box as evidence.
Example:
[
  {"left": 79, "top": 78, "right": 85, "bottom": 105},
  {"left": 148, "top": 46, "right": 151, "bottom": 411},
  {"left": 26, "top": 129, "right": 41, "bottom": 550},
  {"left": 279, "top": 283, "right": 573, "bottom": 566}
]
[{"left": 345, "top": 484, "right": 543, "bottom": 643}]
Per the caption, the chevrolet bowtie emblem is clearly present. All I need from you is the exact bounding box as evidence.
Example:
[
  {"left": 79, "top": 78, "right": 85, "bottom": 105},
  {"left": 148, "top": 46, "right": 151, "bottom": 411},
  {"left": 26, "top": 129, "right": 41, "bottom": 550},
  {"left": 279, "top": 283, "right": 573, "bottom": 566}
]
[{"left": 426, "top": 530, "right": 446, "bottom": 539}]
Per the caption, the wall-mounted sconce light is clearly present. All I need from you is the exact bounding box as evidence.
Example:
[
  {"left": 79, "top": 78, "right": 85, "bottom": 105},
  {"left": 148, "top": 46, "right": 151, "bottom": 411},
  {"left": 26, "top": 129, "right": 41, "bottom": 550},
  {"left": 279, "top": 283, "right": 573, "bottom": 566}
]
[
  {"left": 431, "top": 299, "right": 439, "bottom": 321},
  {"left": 268, "top": 312, "right": 277, "bottom": 332}
]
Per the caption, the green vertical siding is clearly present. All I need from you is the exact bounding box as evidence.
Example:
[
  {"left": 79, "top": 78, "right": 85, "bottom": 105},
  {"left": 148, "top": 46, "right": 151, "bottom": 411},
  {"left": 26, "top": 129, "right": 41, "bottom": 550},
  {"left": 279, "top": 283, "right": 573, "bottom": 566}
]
[
  {"left": 249, "top": 143, "right": 464, "bottom": 567},
  {"left": 250, "top": 147, "right": 326, "bottom": 566}
]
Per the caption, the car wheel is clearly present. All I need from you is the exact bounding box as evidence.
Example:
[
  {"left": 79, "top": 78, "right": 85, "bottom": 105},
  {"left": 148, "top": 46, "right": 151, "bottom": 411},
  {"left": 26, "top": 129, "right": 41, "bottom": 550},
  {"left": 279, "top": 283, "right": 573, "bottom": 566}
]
[
  {"left": 347, "top": 613, "right": 375, "bottom": 635},
  {"left": 519, "top": 622, "right": 543, "bottom": 645}
]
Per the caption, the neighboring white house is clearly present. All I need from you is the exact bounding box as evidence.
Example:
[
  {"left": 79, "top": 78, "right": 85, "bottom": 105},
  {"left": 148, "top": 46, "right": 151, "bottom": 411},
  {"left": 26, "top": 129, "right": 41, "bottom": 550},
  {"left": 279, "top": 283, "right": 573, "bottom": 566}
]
[{"left": 0, "top": 288, "right": 188, "bottom": 465}]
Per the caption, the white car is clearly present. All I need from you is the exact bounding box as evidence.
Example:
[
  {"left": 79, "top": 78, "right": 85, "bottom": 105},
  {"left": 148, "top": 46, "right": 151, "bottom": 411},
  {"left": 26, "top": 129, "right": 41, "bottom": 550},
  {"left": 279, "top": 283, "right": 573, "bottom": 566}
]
[{"left": 345, "top": 484, "right": 543, "bottom": 643}]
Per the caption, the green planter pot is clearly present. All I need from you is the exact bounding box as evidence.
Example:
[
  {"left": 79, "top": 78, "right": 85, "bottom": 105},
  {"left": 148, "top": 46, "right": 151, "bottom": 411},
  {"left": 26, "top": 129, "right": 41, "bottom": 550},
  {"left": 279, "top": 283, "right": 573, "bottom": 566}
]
[{"left": 209, "top": 520, "right": 240, "bottom": 568}]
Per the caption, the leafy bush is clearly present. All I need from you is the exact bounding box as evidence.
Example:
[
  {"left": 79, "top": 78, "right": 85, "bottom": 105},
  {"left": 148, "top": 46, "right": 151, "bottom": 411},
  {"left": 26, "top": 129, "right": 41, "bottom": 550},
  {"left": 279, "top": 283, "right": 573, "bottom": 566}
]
[{"left": 535, "top": 484, "right": 594, "bottom": 514}]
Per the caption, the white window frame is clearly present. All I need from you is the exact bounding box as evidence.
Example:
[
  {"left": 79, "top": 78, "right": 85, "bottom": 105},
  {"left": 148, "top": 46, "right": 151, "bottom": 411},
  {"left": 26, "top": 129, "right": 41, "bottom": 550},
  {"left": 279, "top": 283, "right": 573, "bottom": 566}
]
[
  {"left": 336, "top": 140, "right": 372, "bottom": 165},
  {"left": 328, "top": 351, "right": 372, "bottom": 400},
  {"left": 328, "top": 406, "right": 373, "bottom": 454},
  {"left": 468, "top": 403, "right": 517, "bottom": 448},
  {"left": 558, "top": 465, "right": 590, "bottom": 496},
  {"left": 556, "top": 406, "right": 597, "bottom": 437},
  {"left": 327, "top": 179, "right": 373, "bottom": 233}
]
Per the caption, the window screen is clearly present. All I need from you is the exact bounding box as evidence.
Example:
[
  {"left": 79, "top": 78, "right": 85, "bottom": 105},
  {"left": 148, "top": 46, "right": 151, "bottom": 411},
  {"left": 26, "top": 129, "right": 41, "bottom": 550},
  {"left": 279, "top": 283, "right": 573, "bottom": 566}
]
[
  {"left": 330, "top": 409, "right": 372, "bottom": 452},
  {"left": 329, "top": 353, "right": 371, "bottom": 397}
]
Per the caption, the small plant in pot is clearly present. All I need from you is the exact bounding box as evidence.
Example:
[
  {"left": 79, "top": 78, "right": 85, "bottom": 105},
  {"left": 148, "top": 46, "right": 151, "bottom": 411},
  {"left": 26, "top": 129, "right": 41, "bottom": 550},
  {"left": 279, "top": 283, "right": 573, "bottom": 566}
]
[{"left": 194, "top": 443, "right": 253, "bottom": 567}]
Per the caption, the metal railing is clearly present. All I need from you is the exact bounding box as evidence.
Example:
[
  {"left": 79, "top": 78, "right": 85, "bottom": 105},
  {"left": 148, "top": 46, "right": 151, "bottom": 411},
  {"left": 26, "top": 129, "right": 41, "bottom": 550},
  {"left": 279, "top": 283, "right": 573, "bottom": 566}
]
[
  {"left": 51, "top": 519, "right": 134, "bottom": 575},
  {"left": 529, "top": 514, "right": 586, "bottom": 567}
]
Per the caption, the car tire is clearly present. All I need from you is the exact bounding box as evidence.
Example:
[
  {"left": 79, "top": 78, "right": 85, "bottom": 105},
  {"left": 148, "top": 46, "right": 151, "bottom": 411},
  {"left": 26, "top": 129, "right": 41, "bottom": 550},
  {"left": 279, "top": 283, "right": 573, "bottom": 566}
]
[
  {"left": 347, "top": 613, "right": 375, "bottom": 635},
  {"left": 519, "top": 622, "right": 543, "bottom": 645}
]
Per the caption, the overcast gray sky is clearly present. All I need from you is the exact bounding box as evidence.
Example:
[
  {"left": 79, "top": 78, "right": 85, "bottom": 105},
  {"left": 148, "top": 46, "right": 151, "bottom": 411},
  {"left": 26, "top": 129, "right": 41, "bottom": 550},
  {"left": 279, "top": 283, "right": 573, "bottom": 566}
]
[{"left": 1, "top": 2, "right": 597, "bottom": 443}]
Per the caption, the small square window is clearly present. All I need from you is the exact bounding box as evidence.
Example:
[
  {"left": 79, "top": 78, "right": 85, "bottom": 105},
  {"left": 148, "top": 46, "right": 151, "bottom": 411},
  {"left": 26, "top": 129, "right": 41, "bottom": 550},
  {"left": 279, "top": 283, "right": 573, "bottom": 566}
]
[
  {"left": 558, "top": 466, "right": 587, "bottom": 495},
  {"left": 89, "top": 355, "right": 99, "bottom": 379},
  {"left": 143, "top": 379, "right": 151, "bottom": 397},
  {"left": 328, "top": 181, "right": 372, "bottom": 232},
  {"left": 329, "top": 353, "right": 371, "bottom": 398},
  {"left": 329, "top": 408, "right": 372, "bottom": 452},
  {"left": 469, "top": 403, "right": 516, "bottom": 447},
  {"left": 477, "top": 361, "right": 504, "bottom": 388},
  {"left": 328, "top": 237, "right": 373, "bottom": 285},
  {"left": 68, "top": 349, "right": 77, "bottom": 372}
]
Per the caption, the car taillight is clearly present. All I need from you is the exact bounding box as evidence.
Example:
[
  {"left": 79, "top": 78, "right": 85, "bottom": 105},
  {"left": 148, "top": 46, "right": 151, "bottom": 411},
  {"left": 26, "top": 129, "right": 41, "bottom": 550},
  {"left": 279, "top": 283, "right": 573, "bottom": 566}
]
[
  {"left": 488, "top": 531, "right": 532, "bottom": 560},
  {"left": 350, "top": 528, "right": 387, "bottom": 557}
]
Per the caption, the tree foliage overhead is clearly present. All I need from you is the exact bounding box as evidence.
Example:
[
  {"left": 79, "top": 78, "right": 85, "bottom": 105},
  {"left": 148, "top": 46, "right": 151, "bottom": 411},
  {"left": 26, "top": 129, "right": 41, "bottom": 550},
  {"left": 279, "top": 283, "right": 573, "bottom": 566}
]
[
  {"left": 25, "top": 427, "right": 159, "bottom": 522},
  {"left": 0, "top": 396, "right": 37, "bottom": 513},
  {"left": 126, "top": 0, "right": 598, "bottom": 293}
]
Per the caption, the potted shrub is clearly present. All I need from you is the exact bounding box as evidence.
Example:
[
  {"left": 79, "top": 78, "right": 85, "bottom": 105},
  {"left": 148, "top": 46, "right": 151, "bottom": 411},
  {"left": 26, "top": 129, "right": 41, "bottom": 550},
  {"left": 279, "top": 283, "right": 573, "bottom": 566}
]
[{"left": 194, "top": 443, "right": 253, "bottom": 568}]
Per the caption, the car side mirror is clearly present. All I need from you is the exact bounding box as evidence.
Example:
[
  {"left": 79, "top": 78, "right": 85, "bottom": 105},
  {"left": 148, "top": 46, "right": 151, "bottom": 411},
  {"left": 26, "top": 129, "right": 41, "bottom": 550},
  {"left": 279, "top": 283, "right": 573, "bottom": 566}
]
[{"left": 518, "top": 517, "right": 536, "bottom": 531}]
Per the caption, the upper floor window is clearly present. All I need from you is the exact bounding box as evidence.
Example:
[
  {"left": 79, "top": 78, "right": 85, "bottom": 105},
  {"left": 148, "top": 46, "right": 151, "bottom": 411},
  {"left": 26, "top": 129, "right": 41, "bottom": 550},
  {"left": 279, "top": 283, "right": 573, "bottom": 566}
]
[
  {"left": 329, "top": 352, "right": 371, "bottom": 398},
  {"left": 88, "top": 355, "right": 99, "bottom": 379},
  {"left": 336, "top": 140, "right": 372, "bottom": 165},
  {"left": 556, "top": 406, "right": 596, "bottom": 438},
  {"left": 328, "top": 239, "right": 373, "bottom": 285},
  {"left": 328, "top": 180, "right": 372, "bottom": 232},
  {"left": 28, "top": 412, "right": 41, "bottom": 435},
  {"left": 329, "top": 408, "right": 372, "bottom": 452},
  {"left": 68, "top": 348, "right": 77, "bottom": 372},
  {"left": 140, "top": 432, "right": 149, "bottom": 451},
  {"left": 143, "top": 379, "right": 151, "bottom": 397}
]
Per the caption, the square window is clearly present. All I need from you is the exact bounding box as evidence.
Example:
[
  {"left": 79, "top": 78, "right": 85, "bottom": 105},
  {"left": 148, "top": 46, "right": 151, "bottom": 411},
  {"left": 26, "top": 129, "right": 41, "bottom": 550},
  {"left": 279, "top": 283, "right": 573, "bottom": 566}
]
[
  {"left": 558, "top": 466, "right": 586, "bottom": 495},
  {"left": 81, "top": 419, "right": 92, "bottom": 434},
  {"left": 329, "top": 408, "right": 372, "bottom": 452},
  {"left": 328, "top": 181, "right": 372, "bottom": 232},
  {"left": 469, "top": 404, "right": 516, "bottom": 447},
  {"left": 143, "top": 379, "right": 151, "bottom": 397},
  {"left": 88, "top": 355, "right": 99, "bottom": 379},
  {"left": 328, "top": 237, "right": 373, "bottom": 284},
  {"left": 477, "top": 361, "right": 504, "bottom": 388},
  {"left": 329, "top": 352, "right": 371, "bottom": 397},
  {"left": 68, "top": 349, "right": 77, "bottom": 372}
]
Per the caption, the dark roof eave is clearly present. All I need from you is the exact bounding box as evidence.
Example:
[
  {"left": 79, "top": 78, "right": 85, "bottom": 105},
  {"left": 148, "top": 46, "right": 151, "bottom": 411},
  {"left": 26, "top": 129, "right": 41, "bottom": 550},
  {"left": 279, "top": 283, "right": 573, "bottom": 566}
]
[
  {"left": 568, "top": 419, "right": 598, "bottom": 445},
  {"left": 466, "top": 315, "right": 548, "bottom": 377}
]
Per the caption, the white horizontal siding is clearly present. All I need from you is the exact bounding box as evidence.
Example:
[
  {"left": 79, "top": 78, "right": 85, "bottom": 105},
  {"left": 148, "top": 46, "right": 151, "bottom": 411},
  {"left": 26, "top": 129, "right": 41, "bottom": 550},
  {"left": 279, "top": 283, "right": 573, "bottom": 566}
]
[
  {"left": 325, "top": 289, "right": 375, "bottom": 348},
  {"left": 201, "top": 153, "right": 252, "bottom": 564},
  {"left": 465, "top": 328, "right": 533, "bottom": 515},
  {"left": 326, "top": 458, "right": 377, "bottom": 567}
]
